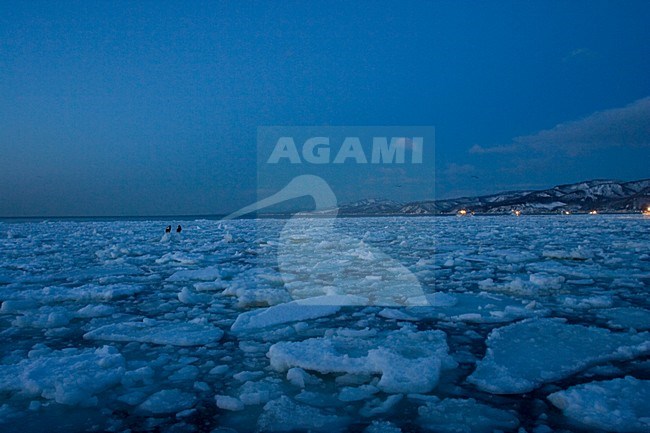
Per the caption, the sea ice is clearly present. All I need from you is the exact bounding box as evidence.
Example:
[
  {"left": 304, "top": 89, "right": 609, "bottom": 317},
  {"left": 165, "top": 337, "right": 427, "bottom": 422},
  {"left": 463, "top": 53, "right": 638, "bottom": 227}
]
[
  {"left": 237, "top": 379, "right": 283, "bottom": 406},
  {"left": 364, "top": 420, "right": 403, "bottom": 433},
  {"left": 0, "top": 300, "right": 38, "bottom": 313},
  {"left": 138, "top": 389, "right": 197, "bottom": 414},
  {"left": 417, "top": 398, "right": 520, "bottom": 433},
  {"left": 167, "top": 266, "right": 222, "bottom": 282},
  {"left": 377, "top": 308, "right": 417, "bottom": 321},
  {"left": 338, "top": 384, "right": 379, "bottom": 402},
  {"left": 215, "top": 395, "right": 245, "bottom": 411},
  {"left": 76, "top": 304, "right": 116, "bottom": 318},
  {"left": 559, "top": 294, "right": 615, "bottom": 309},
  {"left": 409, "top": 292, "right": 545, "bottom": 324},
  {"left": 275, "top": 218, "right": 429, "bottom": 306},
  {"left": 40, "top": 284, "right": 144, "bottom": 302},
  {"left": 177, "top": 287, "right": 211, "bottom": 304},
  {"left": 359, "top": 394, "right": 403, "bottom": 417},
  {"left": 1, "top": 215, "right": 649, "bottom": 431},
  {"left": 598, "top": 307, "right": 650, "bottom": 331},
  {"left": 257, "top": 396, "right": 350, "bottom": 432},
  {"left": 286, "top": 367, "right": 319, "bottom": 388}
]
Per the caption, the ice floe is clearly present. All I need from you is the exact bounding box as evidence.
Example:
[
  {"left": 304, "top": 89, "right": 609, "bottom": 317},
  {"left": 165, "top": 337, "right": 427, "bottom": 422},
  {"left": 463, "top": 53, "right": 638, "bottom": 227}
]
[
  {"left": 0, "top": 346, "right": 124, "bottom": 406},
  {"left": 268, "top": 327, "right": 456, "bottom": 393},
  {"left": 138, "top": 389, "right": 196, "bottom": 414},
  {"left": 83, "top": 319, "right": 224, "bottom": 346},
  {"left": 231, "top": 298, "right": 341, "bottom": 333}
]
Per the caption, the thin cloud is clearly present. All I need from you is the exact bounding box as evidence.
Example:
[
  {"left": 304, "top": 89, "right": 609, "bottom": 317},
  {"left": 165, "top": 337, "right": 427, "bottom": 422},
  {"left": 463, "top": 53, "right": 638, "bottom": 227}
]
[
  {"left": 443, "top": 163, "right": 476, "bottom": 177},
  {"left": 471, "top": 96, "right": 650, "bottom": 157},
  {"left": 563, "top": 47, "right": 598, "bottom": 62},
  {"left": 469, "top": 144, "right": 518, "bottom": 155}
]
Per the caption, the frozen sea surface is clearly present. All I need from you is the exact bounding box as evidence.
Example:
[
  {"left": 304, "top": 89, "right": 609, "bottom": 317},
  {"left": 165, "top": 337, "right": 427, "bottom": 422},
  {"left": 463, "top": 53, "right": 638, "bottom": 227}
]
[{"left": 0, "top": 215, "right": 649, "bottom": 432}]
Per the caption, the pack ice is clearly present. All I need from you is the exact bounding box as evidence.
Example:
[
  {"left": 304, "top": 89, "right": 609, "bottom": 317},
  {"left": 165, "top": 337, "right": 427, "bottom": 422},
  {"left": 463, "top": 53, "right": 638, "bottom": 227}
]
[{"left": 0, "top": 215, "right": 649, "bottom": 432}]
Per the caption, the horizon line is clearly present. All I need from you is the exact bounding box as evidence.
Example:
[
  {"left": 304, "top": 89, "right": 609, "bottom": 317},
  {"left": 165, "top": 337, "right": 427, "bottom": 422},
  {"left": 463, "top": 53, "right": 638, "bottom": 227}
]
[{"left": 2, "top": 176, "right": 648, "bottom": 220}]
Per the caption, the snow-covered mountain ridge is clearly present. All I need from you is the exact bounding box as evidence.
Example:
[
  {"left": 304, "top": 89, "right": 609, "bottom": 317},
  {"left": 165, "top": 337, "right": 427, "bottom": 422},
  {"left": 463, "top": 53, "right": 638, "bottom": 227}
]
[{"left": 340, "top": 178, "right": 650, "bottom": 215}]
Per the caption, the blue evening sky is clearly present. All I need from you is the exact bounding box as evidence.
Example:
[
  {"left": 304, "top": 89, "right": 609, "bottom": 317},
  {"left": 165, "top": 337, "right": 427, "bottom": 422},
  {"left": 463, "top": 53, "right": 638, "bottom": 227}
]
[{"left": 1, "top": 1, "right": 649, "bottom": 216}]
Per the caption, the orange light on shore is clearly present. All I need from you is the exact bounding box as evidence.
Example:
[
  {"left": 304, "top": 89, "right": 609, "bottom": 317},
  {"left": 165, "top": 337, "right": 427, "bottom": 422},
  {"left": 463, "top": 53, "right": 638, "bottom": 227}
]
[
  {"left": 643, "top": 206, "right": 650, "bottom": 215},
  {"left": 457, "top": 209, "right": 467, "bottom": 216},
  {"left": 513, "top": 210, "right": 521, "bottom": 217},
  {"left": 563, "top": 210, "right": 571, "bottom": 215},
  {"left": 589, "top": 210, "right": 598, "bottom": 215}
]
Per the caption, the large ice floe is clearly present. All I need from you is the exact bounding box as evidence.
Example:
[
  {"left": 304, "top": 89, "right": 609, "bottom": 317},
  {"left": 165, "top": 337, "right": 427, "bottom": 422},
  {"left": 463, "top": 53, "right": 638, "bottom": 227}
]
[
  {"left": 0, "top": 214, "right": 649, "bottom": 431},
  {"left": 548, "top": 376, "right": 650, "bottom": 432},
  {"left": 468, "top": 318, "right": 650, "bottom": 394}
]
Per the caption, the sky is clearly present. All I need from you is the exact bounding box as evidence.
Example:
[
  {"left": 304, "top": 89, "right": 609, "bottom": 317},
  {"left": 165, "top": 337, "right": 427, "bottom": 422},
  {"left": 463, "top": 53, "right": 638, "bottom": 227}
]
[{"left": 1, "top": 1, "right": 649, "bottom": 216}]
